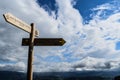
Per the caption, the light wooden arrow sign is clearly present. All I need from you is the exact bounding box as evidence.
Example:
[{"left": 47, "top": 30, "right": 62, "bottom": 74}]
[
  {"left": 22, "top": 38, "right": 66, "bottom": 46},
  {"left": 3, "top": 13, "right": 39, "bottom": 36}
]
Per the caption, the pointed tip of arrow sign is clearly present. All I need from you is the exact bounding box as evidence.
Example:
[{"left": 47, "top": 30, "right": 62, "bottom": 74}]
[
  {"left": 59, "top": 38, "right": 66, "bottom": 45},
  {"left": 3, "top": 13, "right": 11, "bottom": 22},
  {"left": 3, "top": 14, "right": 7, "bottom": 22}
]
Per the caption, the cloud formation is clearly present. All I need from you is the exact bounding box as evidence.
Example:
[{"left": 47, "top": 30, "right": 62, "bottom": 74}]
[
  {"left": 72, "top": 57, "right": 120, "bottom": 71},
  {"left": 0, "top": 0, "right": 120, "bottom": 72}
]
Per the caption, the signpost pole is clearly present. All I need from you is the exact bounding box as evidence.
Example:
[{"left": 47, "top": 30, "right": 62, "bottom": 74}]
[{"left": 27, "top": 23, "right": 35, "bottom": 80}]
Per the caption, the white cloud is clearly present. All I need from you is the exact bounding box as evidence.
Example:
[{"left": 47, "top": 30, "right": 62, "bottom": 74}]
[
  {"left": 92, "top": 3, "right": 113, "bottom": 11},
  {"left": 0, "top": 62, "right": 25, "bottom": 72},
  {"left": 55, "top": 0, "right": 83, "bottom": 39},
  {"left": 72, "top": 56, "right": 120, "bottom": 71},
  {"left": 33, "top": 56, "right": 120, "bottom": 72}
]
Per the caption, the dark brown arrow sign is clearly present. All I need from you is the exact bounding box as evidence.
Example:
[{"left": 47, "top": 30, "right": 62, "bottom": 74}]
[{"left": 22, "top": 38, "right": 66, "bottom": 46}]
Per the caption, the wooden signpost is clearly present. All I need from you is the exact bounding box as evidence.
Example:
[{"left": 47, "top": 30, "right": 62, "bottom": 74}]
[
  {"left": 22, "top": 38, "right": 66, "bottom": 46},
  {"left": 3, "top": 13, "right": 66, "bottom": 80}
]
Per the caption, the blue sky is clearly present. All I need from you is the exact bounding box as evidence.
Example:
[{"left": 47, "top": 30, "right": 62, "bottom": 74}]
[
  {"left": 73, "top": 0, "right": 111, "bottom": 23},
  {"left": 1, "top": 0, "right": 120, "bottom": 72},
  {"left": 37, "top": 0, "right": 111, "bottom": 23}
]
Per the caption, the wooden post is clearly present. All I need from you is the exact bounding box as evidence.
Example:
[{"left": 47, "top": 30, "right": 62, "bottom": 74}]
[
  {"left": 27, "top": 23, "right": 35, "bottom": 80},
  {"left": 3, "top": 13, "right": 66, "bottom": 80}
]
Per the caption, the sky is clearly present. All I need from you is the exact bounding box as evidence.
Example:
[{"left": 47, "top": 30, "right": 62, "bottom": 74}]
[{"left": 1, "top": 0, "right": 120, "bottom": 72}]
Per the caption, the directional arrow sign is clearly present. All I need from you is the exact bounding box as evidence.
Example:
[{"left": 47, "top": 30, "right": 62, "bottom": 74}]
[
  {"left": 3, "top": 13, "right": 39, "bottom": 36},
  {"left": 22, "top": 38, "right": 66, "bottom": 46}
]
